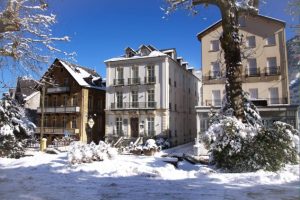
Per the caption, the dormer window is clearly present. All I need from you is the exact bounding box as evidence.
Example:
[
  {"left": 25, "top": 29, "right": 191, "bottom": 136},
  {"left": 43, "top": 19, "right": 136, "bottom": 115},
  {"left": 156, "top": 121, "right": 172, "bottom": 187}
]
[{"left": 125, "top": 48, "right": 136, "bottom": 58}]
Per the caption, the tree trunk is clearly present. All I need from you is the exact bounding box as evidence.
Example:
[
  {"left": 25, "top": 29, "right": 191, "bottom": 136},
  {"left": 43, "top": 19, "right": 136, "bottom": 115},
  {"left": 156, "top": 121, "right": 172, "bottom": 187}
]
[{"left": 220, "top": 6, "right": 246, "bottom": 122}]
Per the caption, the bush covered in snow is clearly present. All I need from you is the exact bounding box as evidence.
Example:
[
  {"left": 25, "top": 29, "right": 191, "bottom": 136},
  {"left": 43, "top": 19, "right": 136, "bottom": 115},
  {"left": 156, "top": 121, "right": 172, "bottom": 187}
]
[
  {"left": 68, "top": 141, "right": 117, "bottom": 164},
  {"left": 0, "top": 94, "right": 35, "bottom": 158},
  {"left": 155, "top": 137, "right": 170, "bottom": 149},
  {"left": 203, "top": 116, "right": 299, "bottom": 172}
]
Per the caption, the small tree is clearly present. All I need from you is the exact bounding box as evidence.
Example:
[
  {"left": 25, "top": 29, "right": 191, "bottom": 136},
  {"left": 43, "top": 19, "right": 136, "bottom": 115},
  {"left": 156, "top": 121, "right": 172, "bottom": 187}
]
[{"left": 0, "top": 93, "right": 35, "bottom": 158}]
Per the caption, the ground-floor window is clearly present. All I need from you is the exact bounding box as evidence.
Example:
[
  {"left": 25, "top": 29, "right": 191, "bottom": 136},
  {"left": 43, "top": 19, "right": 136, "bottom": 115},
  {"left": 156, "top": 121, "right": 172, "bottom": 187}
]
[
  {"left": 116, "top": 117, "right": 123, "bottom": 135},
  {"left": 72, "top": 116, "right": 77, "bottom": 129},
  {"left": 147, "top": 117, "right": 155, "bottom": 136}
]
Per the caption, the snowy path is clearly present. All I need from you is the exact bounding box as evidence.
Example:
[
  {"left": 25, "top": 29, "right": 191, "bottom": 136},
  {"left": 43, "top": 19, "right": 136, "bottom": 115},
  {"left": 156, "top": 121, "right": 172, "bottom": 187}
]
[{"left": 0, "top": 150, "right": 299, "bottom": 200}]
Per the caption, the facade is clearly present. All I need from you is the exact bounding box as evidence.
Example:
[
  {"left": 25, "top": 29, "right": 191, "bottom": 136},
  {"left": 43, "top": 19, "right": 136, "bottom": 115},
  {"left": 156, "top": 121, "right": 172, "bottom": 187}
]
[
  {"left": 196, "top": 15, "right": 299, "bottom": 134},
  {"left": 35, "top": 59, "right": 106, "bottom": 144},
  {"left": 105, "top": 45, "right": 201, "bottom": 146}
]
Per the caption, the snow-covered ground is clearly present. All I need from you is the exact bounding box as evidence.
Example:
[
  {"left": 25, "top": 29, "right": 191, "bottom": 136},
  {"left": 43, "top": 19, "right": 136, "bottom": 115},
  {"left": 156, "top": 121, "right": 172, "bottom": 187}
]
[{"left": 0, "top": 145, "right": 299, "bottom": 200}]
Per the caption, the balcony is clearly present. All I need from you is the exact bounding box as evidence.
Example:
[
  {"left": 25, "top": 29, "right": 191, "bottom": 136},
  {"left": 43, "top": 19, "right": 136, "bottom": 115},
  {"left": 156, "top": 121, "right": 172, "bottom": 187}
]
[
  {"left": 37, "top": 106, "right": 80, "bottom": 114},
  {"left": 267, "top": 98, "right": 288, "bottom": 105},
  {"left": 205, "top": 99, "right": 222, "bottom": 107},
  {"left": 209, "top": 70, "right": 223, "bottom": 80},
  {"left": 111, "top": 102, "right": 157, "bottom": 110},
  {"left": 265, "top": 66, "right": 280, "bottom": 76},
  {"left": 113, "top": 79, "right": 125, "bottom": 86},
  {"left": 245, "top": 68, "right": 260, "bottom": 77},
  {"left": 128, "top": 78, "right": 141, "bottom": 85},
  {"left": 35, "top": 127, "right": 79, "bottom": 135},
  {"left": 47, "top": 87, "right": 70, "bottom": 94},
  {"left": 144, "top": 76, "right": 156, "bottom": 84}
]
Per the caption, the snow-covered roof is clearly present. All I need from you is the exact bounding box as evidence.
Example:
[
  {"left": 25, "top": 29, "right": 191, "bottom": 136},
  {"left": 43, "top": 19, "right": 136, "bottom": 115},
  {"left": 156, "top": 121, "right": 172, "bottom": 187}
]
[
  {"left": 104, "top": 50, "right": 167, "bottom": 62},
  {"left": 45, "top": 59, "right": 105, "bottom": 91},
  {"left": 23, "top": 91, "right": 39, "bottom": 101}
]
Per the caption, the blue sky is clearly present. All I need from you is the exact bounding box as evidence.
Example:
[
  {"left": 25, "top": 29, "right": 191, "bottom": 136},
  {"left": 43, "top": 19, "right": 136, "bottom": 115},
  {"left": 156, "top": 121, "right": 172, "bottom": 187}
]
[{"left": 1, "top": 0, "right": 298, "bottom": 92}]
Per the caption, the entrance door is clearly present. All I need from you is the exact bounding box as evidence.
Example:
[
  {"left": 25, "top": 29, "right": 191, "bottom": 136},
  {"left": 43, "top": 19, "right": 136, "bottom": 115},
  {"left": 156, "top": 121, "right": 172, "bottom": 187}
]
[{"left": 130, "top": 118, "right": 139, "bottom": 138}]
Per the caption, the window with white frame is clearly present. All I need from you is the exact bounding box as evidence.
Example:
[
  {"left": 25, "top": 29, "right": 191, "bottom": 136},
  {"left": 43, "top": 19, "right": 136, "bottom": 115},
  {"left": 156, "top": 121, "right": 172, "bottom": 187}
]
[
  {"left": 266, "top": 34, "right": 276, "bottom": 46},
  {"left": 246, "top": 36, "right": 256, "bottom": 48},
  {"left": 117, "top": 67, "right": 123, "bottom": 79},
  {"left": 147, "top": 117, "right": 155, "bottom": 136},
  {"left": 212, "top": 90, "right": 221, "bottom": 106},
  {"left": 116, "top": 92, "right": 123, "bottom": 108},
  {"left": 249, "top": 88, "right": 258, "bottom": 99},
  {"left": 147, "top": 65, "right": 155, "bottom": 83},
  {"left": 211, "top": 62, "right": 221, "bottom": 78},
  {"left": 210, "top": 40, "right": 219, "bottom": 51},
  {"left": 269, "top": 87, "right": 279, "bottom": 104},
  {"left": 147, "top": 89, "right": 155, "bottom": 107},
  {"left": 247, "top": 58, "right": 258, "bottom": 76},
  {"left": 132, "top": 66, "right": 139, "bottom": 79},
  {"left": 116, "top": 117, "right": 123, "bottom": 135},
  {"left": 131, "top": 91, "right": 138, "bottom": 108}
]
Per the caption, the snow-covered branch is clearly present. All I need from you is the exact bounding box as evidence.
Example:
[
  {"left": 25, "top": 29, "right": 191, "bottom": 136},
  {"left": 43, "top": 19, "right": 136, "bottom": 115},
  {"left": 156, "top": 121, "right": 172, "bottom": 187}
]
[{"left": 0, "top": 0, "right": 74, "bottom": 77}]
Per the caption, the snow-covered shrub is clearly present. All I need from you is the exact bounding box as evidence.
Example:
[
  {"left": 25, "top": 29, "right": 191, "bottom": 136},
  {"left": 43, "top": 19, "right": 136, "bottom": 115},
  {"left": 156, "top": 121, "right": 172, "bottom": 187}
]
[
  {"left": 68, "top": 141, "right": 117, "bottom": 164},
  {"left": 0, "top": 95, "right": 34, "bottom": 158},
  {"left": 155, "top": 137, "right": 170, "bottom": 149},
  {"left": 204, "top": 116, "right": 299, "bottom": 172}
]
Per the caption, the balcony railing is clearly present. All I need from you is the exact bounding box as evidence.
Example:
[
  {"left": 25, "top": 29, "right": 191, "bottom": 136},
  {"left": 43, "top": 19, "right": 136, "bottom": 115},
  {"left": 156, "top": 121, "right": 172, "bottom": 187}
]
[
  {"left": 128, "top": 78, "right": 141, "bottom": 85},
  {"left": 144, "top": 76, "right": 156, "bottom": 84},
  {"left": 245, "top": 68, "right": 260, "bottom": 77},
  {"left": 205, "top": 99, "right": 222, "bottom": 106},
  {"left": 113, "top": 79, "right": 125, "bottom": 86},
  {"left": 47, "top": 87, "right": 70, "bottom": 94},
  {"left": 35, "top": 127, "right": 79, "bottom": 135},
  {"left": 111, "top": 102, "right": 157, "bottom": 109},
  {"left": 265, "top": 66, "right": 280, "bottom": 76},
  {"left": 267, "top": 98, "right": 288, "bottom": 105},
  {"left": 209, "top": 70, "right": 223, "bottom": 80},
  {"left": 37, "top": 106, "right": 80, "bottom": 113}
]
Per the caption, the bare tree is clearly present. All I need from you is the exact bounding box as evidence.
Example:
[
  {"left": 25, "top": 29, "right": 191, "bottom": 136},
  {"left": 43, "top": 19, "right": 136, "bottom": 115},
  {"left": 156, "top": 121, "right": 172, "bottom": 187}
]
[
  {"left": 165, "top": 0, "right": 259, "bottom": 122},
  {"left": 0, "top": 0, "right": 73, "bottom": 78}
]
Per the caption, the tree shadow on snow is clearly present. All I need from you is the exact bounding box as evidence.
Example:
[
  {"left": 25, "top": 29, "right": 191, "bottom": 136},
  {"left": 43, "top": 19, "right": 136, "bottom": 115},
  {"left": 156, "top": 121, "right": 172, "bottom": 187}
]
[{"left": 0, "top": 154, "right": 299, "bottom": 200}]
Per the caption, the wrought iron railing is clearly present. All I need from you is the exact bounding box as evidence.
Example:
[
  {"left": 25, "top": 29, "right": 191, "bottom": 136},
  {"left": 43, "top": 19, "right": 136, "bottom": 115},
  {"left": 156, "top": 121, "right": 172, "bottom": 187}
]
[
  {"left": 265, "top": 66, "right": 280, "bottom": 76},
  {"left": 128, "top": 78, "right": 141, "bottom": 85},
  {"left": 111, "top": 102, "right": 157, "bottom": 109}
]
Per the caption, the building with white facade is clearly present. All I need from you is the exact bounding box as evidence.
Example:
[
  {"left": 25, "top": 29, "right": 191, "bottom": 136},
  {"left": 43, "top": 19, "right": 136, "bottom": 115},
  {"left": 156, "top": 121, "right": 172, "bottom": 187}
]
[{"left": 105, "top": 45, "right": 201, "bottom": 146}]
